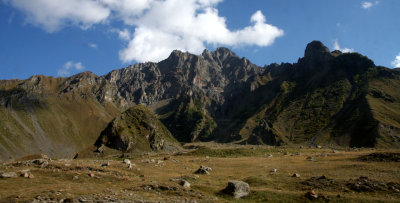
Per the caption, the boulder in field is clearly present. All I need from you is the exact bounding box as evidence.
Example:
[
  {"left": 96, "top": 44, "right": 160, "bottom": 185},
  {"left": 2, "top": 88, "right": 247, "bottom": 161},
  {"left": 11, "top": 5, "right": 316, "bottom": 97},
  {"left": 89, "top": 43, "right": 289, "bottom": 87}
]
[{"left": 223, "top": 180, "right": 250, "bottom": 198}]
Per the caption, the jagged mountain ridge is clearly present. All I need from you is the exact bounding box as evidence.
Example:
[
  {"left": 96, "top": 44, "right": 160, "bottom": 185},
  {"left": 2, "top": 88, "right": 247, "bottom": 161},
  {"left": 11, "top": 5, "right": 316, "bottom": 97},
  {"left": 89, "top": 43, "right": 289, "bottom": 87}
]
[{"left": 0, "top": 41, "right": 399, "bottom": 160}]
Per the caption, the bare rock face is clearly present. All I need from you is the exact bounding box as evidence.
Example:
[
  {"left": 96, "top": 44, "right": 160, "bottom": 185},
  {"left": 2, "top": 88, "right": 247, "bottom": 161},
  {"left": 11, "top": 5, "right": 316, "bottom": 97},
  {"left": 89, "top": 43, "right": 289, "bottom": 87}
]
[
  {"left": 223, "top": 180, "right": 250, "bottom": 198},
  {"left": 95, "top": 105, "right": 180, "bottom": 153}
]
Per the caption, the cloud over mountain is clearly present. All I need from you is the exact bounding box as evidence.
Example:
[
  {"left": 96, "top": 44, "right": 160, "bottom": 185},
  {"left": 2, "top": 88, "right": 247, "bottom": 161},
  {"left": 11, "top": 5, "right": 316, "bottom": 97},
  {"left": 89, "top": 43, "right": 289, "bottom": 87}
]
[{"left": 4, "top": 0, "right": 284, "bottom": 63}]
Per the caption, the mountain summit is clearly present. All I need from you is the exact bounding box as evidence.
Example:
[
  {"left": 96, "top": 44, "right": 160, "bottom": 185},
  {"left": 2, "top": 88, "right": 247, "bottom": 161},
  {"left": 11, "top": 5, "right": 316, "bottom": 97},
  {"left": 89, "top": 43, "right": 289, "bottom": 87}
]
[{"left": 0, "top": 41, "right": 399, "bottom": 160}]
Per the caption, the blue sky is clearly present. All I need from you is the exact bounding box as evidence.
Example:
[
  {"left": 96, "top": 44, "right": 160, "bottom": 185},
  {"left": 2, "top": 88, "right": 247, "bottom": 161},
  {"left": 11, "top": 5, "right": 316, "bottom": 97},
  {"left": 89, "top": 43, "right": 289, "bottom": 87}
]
[{"left": 0, "top": 0, "right": 399, "bottom": 80}]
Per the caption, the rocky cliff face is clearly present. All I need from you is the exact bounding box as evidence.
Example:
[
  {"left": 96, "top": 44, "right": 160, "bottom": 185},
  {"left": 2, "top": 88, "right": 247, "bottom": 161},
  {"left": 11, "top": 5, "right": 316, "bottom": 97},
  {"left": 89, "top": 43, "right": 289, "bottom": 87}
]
[{"left": 0, "top": 41, "right": 399, "bottom": 160}]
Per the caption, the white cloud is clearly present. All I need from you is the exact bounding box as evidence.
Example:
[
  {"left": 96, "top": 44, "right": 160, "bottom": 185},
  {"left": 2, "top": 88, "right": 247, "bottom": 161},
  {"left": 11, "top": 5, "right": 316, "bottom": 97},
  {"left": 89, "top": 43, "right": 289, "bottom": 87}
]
[
  {"left": 6, "top": 0, "right": 284, "bottom": 63},
  {"left": 88, "top": 43, "right": 98, "bottom": 49},
  {"left": 362, "top": 1, "right": 379, "bottom": 9},
  {"left": 392, "top": 54, "right": 400, "bottom": 68},
  {"left": 119, "top": 1, "right": 284, "bottom": 63},
  {"left": 100, "top": 0, "right": 153, "bottom": 25},
  {"left": 6, "top": 0, "right": 110, "bottom": 32},
  {"left": 111, "top": 28, "right": 131, "bottom": 41},
  {"left": 58, "top": 61, "right": 86, "bottom": 77},
  {"left": 333, "top": 39, "right": 354, "bottom": 53}
]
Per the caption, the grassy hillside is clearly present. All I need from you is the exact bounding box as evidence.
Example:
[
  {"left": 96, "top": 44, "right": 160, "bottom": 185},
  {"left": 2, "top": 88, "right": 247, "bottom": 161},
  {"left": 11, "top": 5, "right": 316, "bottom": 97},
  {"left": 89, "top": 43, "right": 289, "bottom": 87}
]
[
  {"left": 237, "top": 53, "right": 400, "bottom": 148},
  {"left": 0, "top": 75, "right": 120, "bottom": 161},
  {"left": 160, "top": 96, "right": 217, "bottom": 143}
]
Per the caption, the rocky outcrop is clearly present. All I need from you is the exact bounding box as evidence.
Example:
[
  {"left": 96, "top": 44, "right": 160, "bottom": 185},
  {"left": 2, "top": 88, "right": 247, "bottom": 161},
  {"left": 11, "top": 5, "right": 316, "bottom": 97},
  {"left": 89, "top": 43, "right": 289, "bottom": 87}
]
[{"left": 95, "top": 105, "right": 180, "bottom": 153}]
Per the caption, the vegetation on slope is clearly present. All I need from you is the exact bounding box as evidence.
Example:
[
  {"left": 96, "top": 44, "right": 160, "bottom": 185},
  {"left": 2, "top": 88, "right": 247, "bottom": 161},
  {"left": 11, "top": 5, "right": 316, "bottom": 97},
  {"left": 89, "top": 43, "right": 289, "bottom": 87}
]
[
  {"left": 95, "top": 105, "right": 180, "bottom": 153},
  {"left": 160, "top": 96, "right": 217, "bottom": 143}
]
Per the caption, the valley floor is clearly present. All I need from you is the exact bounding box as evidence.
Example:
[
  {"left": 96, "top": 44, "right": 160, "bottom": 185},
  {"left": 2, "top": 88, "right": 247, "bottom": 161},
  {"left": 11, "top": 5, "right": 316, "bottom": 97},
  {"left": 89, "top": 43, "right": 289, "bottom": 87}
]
[{"left": 0, "top": 144, "right": 400, "bottom": 202}]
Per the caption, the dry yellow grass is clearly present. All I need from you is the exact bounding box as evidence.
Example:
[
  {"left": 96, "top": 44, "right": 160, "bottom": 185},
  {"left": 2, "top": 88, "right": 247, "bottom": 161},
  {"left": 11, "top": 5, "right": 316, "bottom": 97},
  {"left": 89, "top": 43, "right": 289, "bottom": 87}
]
[{"left": 0, "top": 145, "right": 399, "bottom": 202}]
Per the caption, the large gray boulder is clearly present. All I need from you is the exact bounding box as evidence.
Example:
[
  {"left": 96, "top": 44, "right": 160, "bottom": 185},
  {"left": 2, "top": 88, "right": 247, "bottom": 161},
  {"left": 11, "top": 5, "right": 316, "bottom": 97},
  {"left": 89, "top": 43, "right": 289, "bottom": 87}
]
[{"left": 223, "top": 180, "right": 250, "bottom": 198}]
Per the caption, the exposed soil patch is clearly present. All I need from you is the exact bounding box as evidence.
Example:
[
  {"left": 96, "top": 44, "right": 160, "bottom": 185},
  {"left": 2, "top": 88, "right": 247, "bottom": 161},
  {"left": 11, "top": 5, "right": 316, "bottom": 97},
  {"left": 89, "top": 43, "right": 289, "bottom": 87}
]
[{"left": 358, "top": 152, "right": 400, "bottom": 162}]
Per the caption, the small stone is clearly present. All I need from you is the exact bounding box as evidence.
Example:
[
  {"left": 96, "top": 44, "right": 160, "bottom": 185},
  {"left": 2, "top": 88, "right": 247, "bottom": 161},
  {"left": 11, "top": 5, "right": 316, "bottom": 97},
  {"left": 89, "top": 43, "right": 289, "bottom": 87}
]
[
  {"left": 20, "top": 172, "right": 29, "bottom": 178},
  {"left": 157, "top": 160, "right": 163, "bottom": 164},
  {"left": 88, "top": 173, "right": 95, "bottom": 177},
  {"left": 64, "top": 163, "right": 71, "bottom": 167},
  {"left": 305, "top": 190, "right": 318, "bottom": 200},
  {"left": 270, "top": 169, "right": 277, "bottom": 173},
  {"left": 316, "top": 145, "right": 322, "bottom": 149},
  {"left": 0, "top": 172, "right": 17, "bottom": 178},
  {"left": 223, "top": 180, "right": 250, "bottom": 199},
  {"left": 73, "top": 176, "right": 79, "bottom": 180},
  {"left": 123, "top": 159, "right": 131, "bottom": 165},
  {"left": 267, "top": 154, "right": 273, "bottom": 158},
  {"left": 195, "top": 165, "right": 212, "bottom": 175},
  {"left": 28, "top": 173, "right": 34, "bottom": 179},
  {"left": 101, "top": 161, "right": 110, "bottom": 167},
  {"left": 180, "top": 180, "right": 191, "bottom": 188},
  {"left": 307, "top": 156, "right": 314, "bottom": 161},
  {"left": 292, "top": 173, "right": 300, "bottom": 178},
  {"left": 332, "top": 149, "right": 339, "bottom": 153}
]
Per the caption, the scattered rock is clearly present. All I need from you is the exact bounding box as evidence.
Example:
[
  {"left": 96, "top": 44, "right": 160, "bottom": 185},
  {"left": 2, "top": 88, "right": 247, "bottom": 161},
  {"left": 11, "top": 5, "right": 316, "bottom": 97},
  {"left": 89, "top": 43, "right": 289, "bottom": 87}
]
[
  {"left": 123, "top": 159, "right": 131, "bottom": 165},
  {"left": 347, "top": 176, "right": 400, "bottom": 193},
  {"left": 223, "top": 180, "right": 250, "bottom": 199},
  {"left": 270, "top": 169, "right": 277, "bottom": 173},
  {"left": 292, "top": 173, "right": 300, "bottom": 178},
  {"left": 195, "top": 165, "right": 212, "bottom": 175},
  {"left": 32, "top": 159, "right": 48, "bottom": 167},
  {"left": 88, "top": 173, "right": 95, "bottom": 178},
  {"left": 101, "top": 161, "right": 110, "bottom": 167},
  {"left": 180, "top": 180, "right": 191, "bottom": 188},
  {"left": 305, "top": 190, "right": 318, "bottom": 200},
  {"left": 0, "top": 172, "right": 17, "bottom": 178},
  {"left": 28, "top": 173, "right": 34, "bottom": 178},
  {"left": 128, "top": 163, "right": 135, "bottom": 169},
  {"left": 73, "top": 176, "right": 79, "bottom": 180},
  {"left": 316, "top": 145, "right": 322, "bottom": 149},
  {"left": 267, "top": 154, "right": 273, "bottom": 158},
  {"left": 157, "top": 160, "right": 163, "bottom": 164},
  {"left": 332, "top": 149, "right": 339, "bottom": 153},
  {"left": 20, "top": 172, "right": 28, "bottom": 178},
  {"left": 20, "top": 172, "right": 30, "bottom": 178}
]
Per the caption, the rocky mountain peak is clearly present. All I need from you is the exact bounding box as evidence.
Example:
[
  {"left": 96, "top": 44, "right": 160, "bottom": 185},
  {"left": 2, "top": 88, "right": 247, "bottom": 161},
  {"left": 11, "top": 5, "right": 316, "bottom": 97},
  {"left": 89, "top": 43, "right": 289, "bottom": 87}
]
[
  {"left": 304, "top": 40, "right": 331, "bottom": 58},
  {"left": 212, "top": 47, "right": 238, "bottom": 64}
]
